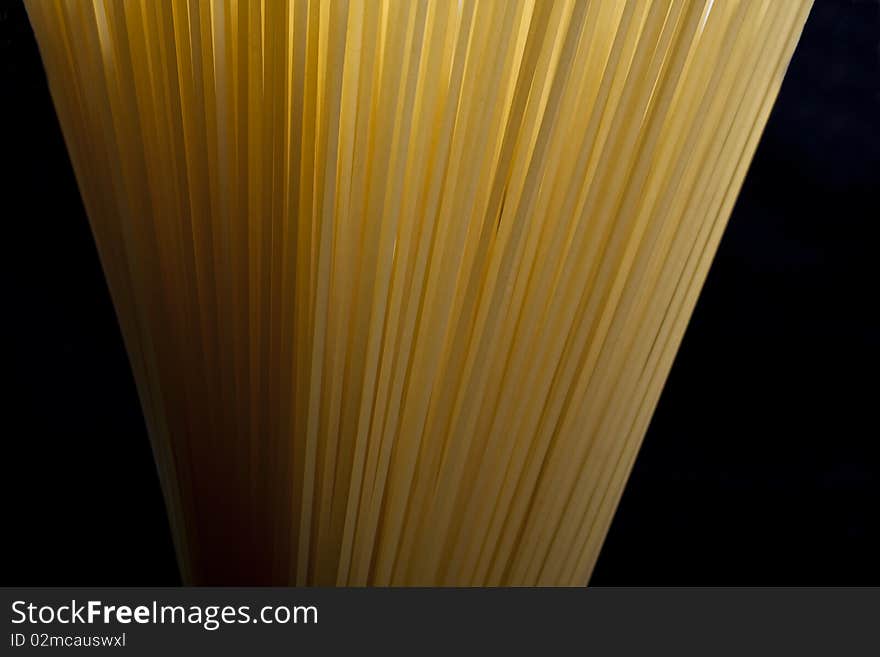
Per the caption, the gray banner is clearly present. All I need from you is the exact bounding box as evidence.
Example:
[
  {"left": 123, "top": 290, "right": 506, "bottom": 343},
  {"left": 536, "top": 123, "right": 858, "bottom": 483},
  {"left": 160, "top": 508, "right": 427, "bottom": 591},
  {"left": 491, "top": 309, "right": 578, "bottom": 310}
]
[{"left": 1, "top": 588, "right": 877, "bottom": 655}]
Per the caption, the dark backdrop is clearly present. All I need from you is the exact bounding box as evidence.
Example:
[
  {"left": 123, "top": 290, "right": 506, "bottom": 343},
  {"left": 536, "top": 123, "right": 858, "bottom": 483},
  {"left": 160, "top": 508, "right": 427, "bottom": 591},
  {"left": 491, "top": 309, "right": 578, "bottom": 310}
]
[{"left": 3, "top": 0, "right": 877, "bottom": 585}]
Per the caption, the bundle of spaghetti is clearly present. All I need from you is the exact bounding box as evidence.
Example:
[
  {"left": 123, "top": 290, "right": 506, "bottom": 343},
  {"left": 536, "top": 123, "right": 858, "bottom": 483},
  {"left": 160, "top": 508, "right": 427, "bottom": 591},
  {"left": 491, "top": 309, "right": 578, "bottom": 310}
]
[{"left": 25, "top": 0, "right": 811, "bottom": 585}]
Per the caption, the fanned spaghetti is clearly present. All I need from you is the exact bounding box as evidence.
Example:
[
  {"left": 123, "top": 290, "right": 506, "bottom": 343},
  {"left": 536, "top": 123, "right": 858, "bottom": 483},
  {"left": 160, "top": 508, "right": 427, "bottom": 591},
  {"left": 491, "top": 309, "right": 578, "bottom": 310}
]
[{"left": 25, "top": 0, "right": 811, "bottom": 585}]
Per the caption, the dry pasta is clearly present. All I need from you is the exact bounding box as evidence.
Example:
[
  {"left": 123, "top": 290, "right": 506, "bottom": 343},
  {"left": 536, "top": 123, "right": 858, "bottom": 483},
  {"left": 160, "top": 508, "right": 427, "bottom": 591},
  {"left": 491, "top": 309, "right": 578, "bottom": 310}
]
[{"left": 25, "top": 0, "right": 811, "bottom": 585}]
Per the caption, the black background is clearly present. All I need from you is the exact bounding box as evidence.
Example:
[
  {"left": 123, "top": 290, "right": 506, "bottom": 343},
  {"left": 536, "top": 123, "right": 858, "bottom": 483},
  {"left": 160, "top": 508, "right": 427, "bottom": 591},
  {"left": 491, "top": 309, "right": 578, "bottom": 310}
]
[{"left": 2, "top": 0, "right": 878, "bottom": 585}]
